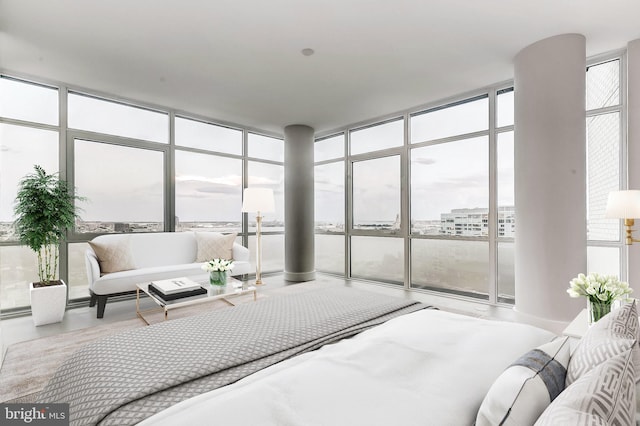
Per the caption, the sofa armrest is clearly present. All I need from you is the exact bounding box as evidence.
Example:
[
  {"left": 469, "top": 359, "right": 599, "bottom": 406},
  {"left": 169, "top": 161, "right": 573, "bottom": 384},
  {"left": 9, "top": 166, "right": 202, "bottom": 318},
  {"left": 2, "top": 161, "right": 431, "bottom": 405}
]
[
  {"left": 232, "top": 243, "right": 250, "bottom": 262},
  {"left": 85, "top": 249, "right": 101, "bottom": 289}
]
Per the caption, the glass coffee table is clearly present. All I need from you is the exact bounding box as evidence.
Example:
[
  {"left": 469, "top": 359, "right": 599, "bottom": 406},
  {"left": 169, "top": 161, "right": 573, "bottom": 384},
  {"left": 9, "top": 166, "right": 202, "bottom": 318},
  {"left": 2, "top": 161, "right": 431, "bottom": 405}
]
[{"left": 136, "top": 276, "right": 257, "bottom": 325}]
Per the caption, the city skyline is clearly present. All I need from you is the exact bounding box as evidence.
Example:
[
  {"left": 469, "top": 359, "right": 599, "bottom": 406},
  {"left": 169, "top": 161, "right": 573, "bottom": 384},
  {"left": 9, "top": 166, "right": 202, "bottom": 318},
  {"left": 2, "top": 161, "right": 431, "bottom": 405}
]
[{"left": 1, "top": 205, "right": 515, "bottom": 241}]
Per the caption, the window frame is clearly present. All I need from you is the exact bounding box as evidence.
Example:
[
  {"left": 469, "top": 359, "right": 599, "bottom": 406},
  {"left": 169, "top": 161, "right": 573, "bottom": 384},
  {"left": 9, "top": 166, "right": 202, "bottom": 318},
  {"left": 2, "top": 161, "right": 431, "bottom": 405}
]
[
  {"left": 585, "top": 53, "right": 627, "bottom": 281},
  {"left": 314, "top": 133, "right": 348, "bottom": 276},
  {"left": 66, "top": 131, "right": 171, "bottom": 241},
  {"left": 315, "top": 86, "right": 514, "bottom": 304}
]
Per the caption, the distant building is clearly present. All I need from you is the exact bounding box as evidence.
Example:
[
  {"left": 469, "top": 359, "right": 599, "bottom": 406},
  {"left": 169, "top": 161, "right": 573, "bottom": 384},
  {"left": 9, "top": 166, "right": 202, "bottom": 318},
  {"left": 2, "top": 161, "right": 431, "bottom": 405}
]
[
  {"left": 497, "top": 206, "right": 516, "bottom": 238},
  {"left": 440, "top": 206, "right": 515, "bottom": 237},
  {"left": 114, "top": 222, "right": 132, "bottom": 233}
]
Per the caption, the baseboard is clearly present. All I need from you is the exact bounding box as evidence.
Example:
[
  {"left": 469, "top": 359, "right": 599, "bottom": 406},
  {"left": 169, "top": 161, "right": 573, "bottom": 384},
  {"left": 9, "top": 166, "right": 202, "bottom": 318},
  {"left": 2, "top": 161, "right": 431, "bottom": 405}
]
[{"left": 283, "top": 270, "right": 316, "bottom": 282}]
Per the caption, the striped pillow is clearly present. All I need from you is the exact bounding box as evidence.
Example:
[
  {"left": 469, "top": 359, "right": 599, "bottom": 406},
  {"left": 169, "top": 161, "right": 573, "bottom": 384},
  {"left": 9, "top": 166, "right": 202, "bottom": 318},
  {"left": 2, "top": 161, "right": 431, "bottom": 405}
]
[
  {"left": 476, "top": 336, "right": 571, "bottom": 426},
  {"left": 535, "top": 348, "right": 636, "bottom": 425}
]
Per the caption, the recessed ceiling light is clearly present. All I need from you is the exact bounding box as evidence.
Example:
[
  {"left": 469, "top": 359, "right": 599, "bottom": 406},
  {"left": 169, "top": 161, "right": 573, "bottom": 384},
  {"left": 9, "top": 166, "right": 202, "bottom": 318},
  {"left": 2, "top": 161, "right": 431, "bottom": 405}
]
[{"left": 301, "top": 48, "right": 315, "bottom": 56}]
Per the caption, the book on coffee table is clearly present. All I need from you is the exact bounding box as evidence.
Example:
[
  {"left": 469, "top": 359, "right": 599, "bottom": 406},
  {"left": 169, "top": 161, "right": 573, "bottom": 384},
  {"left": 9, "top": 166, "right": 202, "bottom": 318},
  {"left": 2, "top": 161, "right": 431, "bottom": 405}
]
[
  {"left": 148, "top": 283, "right": 207, "bottom": 301},
  {"left": 150, "top": 277, "right": 202, "bottom": 295}
]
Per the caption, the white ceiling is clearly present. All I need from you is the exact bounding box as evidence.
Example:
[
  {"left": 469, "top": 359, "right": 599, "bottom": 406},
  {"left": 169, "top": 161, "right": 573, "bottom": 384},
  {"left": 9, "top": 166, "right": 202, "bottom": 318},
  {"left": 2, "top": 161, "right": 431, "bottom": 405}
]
[{"left": 1, "top": 0, "right": 639, "bottom": 135}]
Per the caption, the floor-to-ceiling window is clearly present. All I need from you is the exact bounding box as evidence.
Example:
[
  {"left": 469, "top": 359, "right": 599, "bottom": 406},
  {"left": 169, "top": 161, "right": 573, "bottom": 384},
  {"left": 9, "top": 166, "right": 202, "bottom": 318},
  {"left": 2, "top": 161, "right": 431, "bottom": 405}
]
[
  {"left": 0, "top": 77, "right": 59, "bottom": 310},
  {"left": 585, "top": 55, "right": 625, "bottom": 277},
  {"left": 314, "top": 133, "right": 345, "bottom": 275},
  {"left": 66, "top": 92, "right": 170, "bottom": 300},
  {"left": 349, "top": 119, "right": 405, "bottom": 284},
  {"left": 315, "top": 87, "right": 513, "bottom": 303},
  {"left": 410, "top": 96, "right": 490, "bottom": 299},
  {"left": 495, "top": 88, "right": 515, "bottom": 302},
  {"left": 0, "top": 75, "right": 283, "bottom": 315},
  {"left": 247, "top": 133, "right": 285, "bottom": 274}
]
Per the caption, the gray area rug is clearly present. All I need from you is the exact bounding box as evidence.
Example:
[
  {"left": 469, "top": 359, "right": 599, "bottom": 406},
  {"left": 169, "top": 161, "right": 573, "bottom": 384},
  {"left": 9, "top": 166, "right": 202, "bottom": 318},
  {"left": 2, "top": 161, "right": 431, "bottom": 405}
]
[{"left": 0, "top": 293, "right": 262, "bottom": 403}]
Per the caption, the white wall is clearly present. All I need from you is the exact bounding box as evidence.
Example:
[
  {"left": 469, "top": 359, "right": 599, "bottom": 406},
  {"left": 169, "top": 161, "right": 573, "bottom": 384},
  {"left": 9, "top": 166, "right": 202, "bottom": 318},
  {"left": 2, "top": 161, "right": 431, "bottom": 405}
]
[
  {"left": 513, "top": 34, "right": 587, "bottom": 332},
  {"left": 627, "top": 39, "right": 640, "bottom": 293}
]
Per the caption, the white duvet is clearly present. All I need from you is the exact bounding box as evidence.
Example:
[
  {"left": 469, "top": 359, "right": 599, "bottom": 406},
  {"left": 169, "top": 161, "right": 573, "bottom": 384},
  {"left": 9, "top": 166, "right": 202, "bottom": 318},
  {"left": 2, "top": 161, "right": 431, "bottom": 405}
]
[{"left": 140, "top": 309, "right": 555, "bottom": 426}]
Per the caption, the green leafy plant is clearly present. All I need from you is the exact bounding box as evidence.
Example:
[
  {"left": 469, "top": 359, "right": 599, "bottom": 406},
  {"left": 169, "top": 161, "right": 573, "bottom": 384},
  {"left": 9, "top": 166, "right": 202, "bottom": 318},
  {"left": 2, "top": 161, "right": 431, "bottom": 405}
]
[{"left": 13, "top": 165, "right": 84, "bottom": 285}]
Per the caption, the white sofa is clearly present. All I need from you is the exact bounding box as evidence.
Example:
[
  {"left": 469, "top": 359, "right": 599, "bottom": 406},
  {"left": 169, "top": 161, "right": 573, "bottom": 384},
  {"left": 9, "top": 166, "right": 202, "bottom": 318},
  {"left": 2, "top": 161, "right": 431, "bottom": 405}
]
[{"left": 85, "top": 231, "right": 251, "bottom": 318}]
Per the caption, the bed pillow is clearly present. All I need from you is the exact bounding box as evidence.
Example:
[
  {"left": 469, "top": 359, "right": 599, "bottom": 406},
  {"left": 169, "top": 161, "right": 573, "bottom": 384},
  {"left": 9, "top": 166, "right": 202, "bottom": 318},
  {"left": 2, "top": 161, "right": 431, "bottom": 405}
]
[
  {"left": 475, "top": 336, "right": 571, "bottom": 426},
  {"left": 195, "top": 232, "right": 237, "bottom": 262},
  {"left": 88, "top": 237, "right": 136, "bottom": 274},
  {"left": 535, "top": 348, "right": 636, "bottom": 425},
  {"left": 566, "top": 300, "right": 638, "bottom": 386}
]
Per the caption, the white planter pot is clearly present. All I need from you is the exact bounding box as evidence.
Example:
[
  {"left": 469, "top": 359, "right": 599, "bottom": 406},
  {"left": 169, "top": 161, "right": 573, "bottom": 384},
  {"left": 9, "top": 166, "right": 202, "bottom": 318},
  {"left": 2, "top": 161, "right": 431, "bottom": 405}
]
[{"left": 29, "top": 280, "right": 67, "bottom": 326}]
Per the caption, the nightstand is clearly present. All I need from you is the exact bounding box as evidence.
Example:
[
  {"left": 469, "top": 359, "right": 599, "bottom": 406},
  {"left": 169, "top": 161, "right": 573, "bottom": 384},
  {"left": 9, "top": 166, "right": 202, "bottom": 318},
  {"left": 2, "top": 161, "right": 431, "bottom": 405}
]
[
  {"left": 562, "top": 308, "right": 589, "bottom": 339},
  {"left": 562, "top": 309, "right": 590, "bottom": 355}
]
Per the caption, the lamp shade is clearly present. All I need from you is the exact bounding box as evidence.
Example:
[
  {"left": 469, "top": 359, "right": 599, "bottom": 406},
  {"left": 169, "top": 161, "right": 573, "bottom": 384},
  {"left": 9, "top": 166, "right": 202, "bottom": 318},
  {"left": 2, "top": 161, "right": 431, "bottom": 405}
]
[
  {"left": 241, "top": 188, "right": 275, "bottom": 213},
  {"left": 605, "top": 190, "right": 640, "bottom": 219}
]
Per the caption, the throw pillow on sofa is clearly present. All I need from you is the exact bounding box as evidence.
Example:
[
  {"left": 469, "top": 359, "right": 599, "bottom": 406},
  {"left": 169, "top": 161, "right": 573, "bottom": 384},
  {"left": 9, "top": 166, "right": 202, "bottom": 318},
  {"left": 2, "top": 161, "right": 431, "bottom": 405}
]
[
  {"left": 195, "top": 232, "right": 237, "bottom": 262},
  {"left": 88, "top": 237, "right": 136, "bottom": 274}
]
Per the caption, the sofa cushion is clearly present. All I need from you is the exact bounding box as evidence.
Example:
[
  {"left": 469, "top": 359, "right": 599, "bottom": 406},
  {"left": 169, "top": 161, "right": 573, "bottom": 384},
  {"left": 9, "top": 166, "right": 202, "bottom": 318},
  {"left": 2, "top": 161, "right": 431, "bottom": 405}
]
[
  {"left": 130, "top": 232, "right": 198, "bottom": 268},
  {"left": 88, "top": 237, "right": 136, "bottom": 274},
  {"left": 195, "top": 232, "right": 237, "bottom": 262},
  {"left": 91, "top": 263, "right": 209, "bottom": 295},
  {"left": 90, "top": 259, "right": 252, "bottom": 295}
]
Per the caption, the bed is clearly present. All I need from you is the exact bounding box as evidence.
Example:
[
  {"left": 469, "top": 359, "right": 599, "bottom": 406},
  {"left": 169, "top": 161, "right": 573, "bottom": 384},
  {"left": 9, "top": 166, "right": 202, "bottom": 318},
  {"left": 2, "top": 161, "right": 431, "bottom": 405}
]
[{"left": 38, "top": 287, "right": 639, "bottom": 426}]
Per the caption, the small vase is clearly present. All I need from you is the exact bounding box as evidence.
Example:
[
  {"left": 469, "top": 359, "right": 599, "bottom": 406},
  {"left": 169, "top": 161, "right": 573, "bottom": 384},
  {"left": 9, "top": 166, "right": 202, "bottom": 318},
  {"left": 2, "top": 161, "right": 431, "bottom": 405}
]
[
  {"left": 588, "top": 299, "right": 612, "bottom": 325},
  {"left": 209, "top": 271, "right": 227, "bottom": 286}
]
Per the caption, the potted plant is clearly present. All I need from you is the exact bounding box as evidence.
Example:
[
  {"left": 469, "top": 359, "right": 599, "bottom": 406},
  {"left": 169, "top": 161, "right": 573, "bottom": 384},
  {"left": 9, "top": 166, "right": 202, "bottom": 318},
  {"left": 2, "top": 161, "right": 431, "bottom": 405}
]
[
  {"left": 201, "top": 258, "right": 235, "bottom": 286},
  {"left": 13, "top": 165, "right": 83, "bottom": 326},
  {"left": 567, "top": 272, "right": 633, "bottom": 325}
]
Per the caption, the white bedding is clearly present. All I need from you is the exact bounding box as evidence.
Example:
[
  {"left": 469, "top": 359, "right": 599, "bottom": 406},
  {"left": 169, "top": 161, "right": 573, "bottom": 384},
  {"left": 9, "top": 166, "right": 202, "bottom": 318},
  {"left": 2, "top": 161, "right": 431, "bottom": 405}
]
[{"left": 140, "top": 309, "right": 556, "bottom": 426}]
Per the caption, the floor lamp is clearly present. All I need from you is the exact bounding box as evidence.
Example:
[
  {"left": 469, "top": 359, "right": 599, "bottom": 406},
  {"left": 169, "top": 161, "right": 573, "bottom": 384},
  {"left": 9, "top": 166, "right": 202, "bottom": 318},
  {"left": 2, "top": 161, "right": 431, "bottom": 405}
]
[{"left": 242, "top": 187, "right": 275, "bottom": 285}]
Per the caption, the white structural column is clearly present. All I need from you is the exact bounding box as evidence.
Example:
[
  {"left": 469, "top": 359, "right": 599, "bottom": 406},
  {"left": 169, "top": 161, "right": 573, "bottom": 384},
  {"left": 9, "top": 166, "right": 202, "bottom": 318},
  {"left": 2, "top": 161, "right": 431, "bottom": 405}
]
[
  {"left": 513, "top": 34, "right": 586, "bottom": 330},
  {"left": 628, "top": 39, "right": 640, "bottom": 290},
  {"left": 284, "top": 124, "right": 316, "bottom": 282}
]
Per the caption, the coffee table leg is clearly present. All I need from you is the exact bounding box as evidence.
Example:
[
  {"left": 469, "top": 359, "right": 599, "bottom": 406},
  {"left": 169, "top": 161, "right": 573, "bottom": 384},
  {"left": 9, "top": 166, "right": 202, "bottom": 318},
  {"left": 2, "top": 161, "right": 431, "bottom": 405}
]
[{"left": 136, "top": 288, "right": 152, "bottom": 326}]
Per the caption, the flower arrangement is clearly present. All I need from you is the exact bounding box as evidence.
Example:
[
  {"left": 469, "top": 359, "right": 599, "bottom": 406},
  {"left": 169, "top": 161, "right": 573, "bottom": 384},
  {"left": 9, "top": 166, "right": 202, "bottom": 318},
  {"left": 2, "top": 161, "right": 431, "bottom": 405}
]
[
  {"left": 201, "top": 258, "right": 235, "bottom": 273},
  {"left": 567, "top": 273, "right": 632, "bottom": 303},
  {"left": 202, "top": 259, "right": 234, "bottom": 286},
  {"left": 567, "top": 272, "right": 633, "bottom": 323}
]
